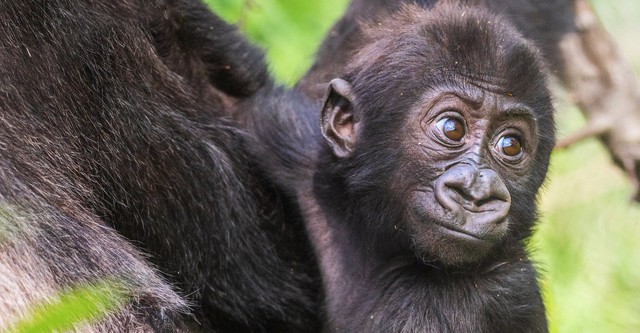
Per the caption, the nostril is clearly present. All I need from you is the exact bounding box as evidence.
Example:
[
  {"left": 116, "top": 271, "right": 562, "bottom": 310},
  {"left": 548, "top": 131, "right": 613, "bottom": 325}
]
[
  {"left": 476, "top": 196, "right": 500, "bottom": 207},
  {"left": 446, "top": 183, "right": 508, "bottom": 208},
  {"left": 448, "top": 185, "right": 498, "bottom": 208},
  {"left": 446, "top": 184, "right": 474, "bottom": 203},
  {"left": 436, "top": 163, "right": 511, "bottom": 212}
]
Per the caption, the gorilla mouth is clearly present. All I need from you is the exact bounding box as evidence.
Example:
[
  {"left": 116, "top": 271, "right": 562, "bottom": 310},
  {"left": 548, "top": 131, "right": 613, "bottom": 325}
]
[
  {"left": 413, "top": 189, "right": 503, "bottom": 240},
  {"left": 433, "top": 201, "right": 510, "bottom": 243},
  {"left": 413, "top": 193, "right": 509, "bottom": 246},
  {"left": 452, "top": 195, "right": 509, "bottom": 214},
  {"left": 433, "top": 220, "right": 488, "bottom": 241}
]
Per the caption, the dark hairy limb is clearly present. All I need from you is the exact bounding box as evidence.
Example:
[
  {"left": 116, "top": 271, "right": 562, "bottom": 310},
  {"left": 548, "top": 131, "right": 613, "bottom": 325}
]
[{"left": 1, "top": 0, "right": 320, "bottom": 331}]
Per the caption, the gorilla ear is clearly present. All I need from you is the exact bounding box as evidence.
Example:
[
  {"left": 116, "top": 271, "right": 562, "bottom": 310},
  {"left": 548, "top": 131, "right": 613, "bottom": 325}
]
[{"left": 321, "top": 78, "right": 360, "bottom": 158}]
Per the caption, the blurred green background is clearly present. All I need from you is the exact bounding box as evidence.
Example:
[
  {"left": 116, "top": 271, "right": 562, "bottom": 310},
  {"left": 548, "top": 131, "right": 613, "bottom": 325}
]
[{"left": 207, "top": 1, "right": 640, "bottom": 332}]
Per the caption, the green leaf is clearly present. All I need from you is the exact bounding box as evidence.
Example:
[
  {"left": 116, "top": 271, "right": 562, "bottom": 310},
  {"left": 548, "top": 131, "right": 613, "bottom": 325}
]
[{"left": 9, "top": 280, "right": 129, "bottom": 333}]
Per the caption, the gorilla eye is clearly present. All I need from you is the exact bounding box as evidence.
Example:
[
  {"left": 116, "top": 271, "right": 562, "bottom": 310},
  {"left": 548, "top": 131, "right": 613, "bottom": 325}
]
[
  {"left": 436, "top": 117, "right": 465, "bottom": 142},
  {"left": 497, "top": 135, "right": 522, "bottom": 157}
]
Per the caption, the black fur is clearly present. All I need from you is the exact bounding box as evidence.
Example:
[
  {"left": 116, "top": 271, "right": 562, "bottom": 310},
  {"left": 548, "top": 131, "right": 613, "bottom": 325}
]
[
  {"left": 0, "top": 0, "right": 320, "bottom": 331},
  {"left": 246, "top": 3, "right": 555, "bottom": 332}
]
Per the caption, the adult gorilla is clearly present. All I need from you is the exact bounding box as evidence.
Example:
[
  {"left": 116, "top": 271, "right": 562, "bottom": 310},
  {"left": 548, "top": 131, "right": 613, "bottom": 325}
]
[{"left": 0, "top": 0, "right": 319, "bottom": 331}]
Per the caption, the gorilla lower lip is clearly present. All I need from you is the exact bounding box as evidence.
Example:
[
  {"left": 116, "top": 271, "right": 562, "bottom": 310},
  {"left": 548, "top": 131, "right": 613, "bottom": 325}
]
[{"left": 435, "top": 222, "right": 485, "bottom": 241}]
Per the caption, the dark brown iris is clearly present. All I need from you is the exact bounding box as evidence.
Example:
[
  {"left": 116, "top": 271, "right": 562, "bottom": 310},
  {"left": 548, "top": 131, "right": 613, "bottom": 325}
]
[
  {"left": 439, "top": 117, "right": 465, "bottom": 141},
  {"left": 498, "top": 136, "right": 522, "bottom": 156}
]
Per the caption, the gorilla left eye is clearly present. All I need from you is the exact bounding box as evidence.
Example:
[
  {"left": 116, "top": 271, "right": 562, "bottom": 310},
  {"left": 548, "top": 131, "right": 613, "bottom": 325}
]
[
  {"left": 497, "top": 135, "right": 523, "bottom": 157},
  {"left": 436, "top": 117, "right": 465, "bottom": 142}
]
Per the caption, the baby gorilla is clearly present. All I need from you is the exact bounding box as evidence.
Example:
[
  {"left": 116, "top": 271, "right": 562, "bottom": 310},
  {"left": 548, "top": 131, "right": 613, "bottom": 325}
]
[{"left": 281, "top": 3, "right": 555, "bottom": 332}]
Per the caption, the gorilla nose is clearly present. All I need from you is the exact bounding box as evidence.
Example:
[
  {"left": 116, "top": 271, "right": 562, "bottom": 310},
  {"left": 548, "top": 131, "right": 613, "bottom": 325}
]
[{"left": 435, "top": 163, "right": 511, "bottom": 227}]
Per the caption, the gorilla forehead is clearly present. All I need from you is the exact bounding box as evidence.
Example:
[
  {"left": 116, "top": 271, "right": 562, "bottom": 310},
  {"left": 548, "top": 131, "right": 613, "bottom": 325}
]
[{"left": 345, "top": 4, "right": 550, "bottom": 116}]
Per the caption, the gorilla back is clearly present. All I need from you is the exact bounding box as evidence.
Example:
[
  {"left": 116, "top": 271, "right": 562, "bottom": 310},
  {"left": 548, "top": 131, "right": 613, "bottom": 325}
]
[{"left": 0, "top": 0, "right": 319, "bottom": 331}]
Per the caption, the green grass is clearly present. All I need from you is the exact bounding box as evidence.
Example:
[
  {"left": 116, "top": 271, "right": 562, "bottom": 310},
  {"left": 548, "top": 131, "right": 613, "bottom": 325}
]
[{"left": 209, "top": 1, "right": 640, "bottom": 332}]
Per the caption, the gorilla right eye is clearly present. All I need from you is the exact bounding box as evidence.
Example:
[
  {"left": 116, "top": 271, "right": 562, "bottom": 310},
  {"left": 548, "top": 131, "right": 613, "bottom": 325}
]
[
  {"left": 497, "top": 135, "right": 523, "bottom": 157},
  {"left": 436, "top": 117, "right": 465, "bottom": 142}
]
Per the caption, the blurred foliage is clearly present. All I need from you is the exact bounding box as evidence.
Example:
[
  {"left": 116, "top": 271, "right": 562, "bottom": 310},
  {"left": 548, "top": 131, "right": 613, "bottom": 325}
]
[
  {"left": 8, "top": 279, "right": 128, "bottom": 332},
  {"left": 209, "top": 1, "right": 640, "bottom": 332},
  {"left": 534, "top": 1, "right": 640, "bottom": 332},
  {"left": 590, "top": 0, "right": 640, "bottom": 72},
  {"left": 535, "top": 107, "right": 640, "bottom": 333},
  {"left": 206, "top": 0, "right": 349, "bottom": 85}
]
